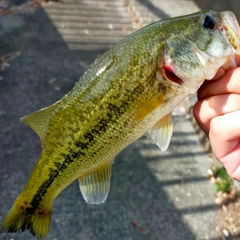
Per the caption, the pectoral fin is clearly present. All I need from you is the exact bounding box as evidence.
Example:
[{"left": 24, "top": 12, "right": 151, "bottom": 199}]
[
  {"left": 78, "top": 160, "right": 113, "bottom": 204},
  {"left": 20, "top": 101, "right": 61, "bottom": 142},
  {"left": 146, "top": 113, "right": 173, "bottom": 151},
  {"left": 133, "top": 92, "right": 165, "bottom": 123}
]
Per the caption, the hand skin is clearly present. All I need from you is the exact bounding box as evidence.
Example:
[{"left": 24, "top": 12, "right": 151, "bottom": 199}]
[{"left": 193, "top": 67, "right": 240, "bottom": 181}]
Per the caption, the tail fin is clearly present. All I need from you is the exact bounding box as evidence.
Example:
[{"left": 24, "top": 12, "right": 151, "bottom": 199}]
[{"left": 1, "top": 200, "right": 51, "bottom": 238}]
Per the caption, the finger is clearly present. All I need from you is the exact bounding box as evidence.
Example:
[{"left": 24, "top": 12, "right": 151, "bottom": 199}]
[
  {"left": 198, "top": 68, "right": 240, "bottom": 100},
  {"left": 209, "top": 110, "right": 240, "bottom": 160},
  {"left": 221, "top": 140, "right": 240, "bottom": 181},
  {"left": 196, "top": 68, "right": 225, "bottom": 100},
  {"left": 212, "top": 67, "right": 226, "bottom": 80},
  {"left": 193, "top": 94, "right": 240, "bottom": 134},
  {"left": 210, "top": 119, "right": 240, "bottom": 181}
]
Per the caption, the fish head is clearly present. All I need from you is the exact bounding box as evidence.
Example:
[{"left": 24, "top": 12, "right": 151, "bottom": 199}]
[{"left": 161, "top": 10, "right": 240, "bottom": 94}]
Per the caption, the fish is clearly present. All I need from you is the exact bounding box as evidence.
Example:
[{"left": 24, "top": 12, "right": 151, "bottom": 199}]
[{"left": 2, "top": 10, "right": 240, "bottom": 238}]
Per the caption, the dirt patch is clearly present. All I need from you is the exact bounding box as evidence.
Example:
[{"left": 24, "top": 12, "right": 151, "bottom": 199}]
[
  {"left": 0, "top": 0, "right": 60, "bottom": 15},
  {"left": 209, "top": 167, "right": 240, "bottom": 239},
  {"left": 217, "top": 196, "right": 240, "bottom": 239},
  {"left": 215, "top": 198, "right": 240, "bottom": 239}
]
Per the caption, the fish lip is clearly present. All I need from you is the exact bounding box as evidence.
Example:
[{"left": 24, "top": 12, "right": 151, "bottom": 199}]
[
  {"left": 220, "top": 11, "right": 240, "bottom": 68},
  {"left": 222, "top": 11, "right": 240, "bottom": 39},
  {"left": 221, "top": 11, "right": 240, "bottom": 53}
]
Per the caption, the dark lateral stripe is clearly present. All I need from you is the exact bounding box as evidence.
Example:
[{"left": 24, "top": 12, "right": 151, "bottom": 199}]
[
  {"left": 26, "top": 96, "right": 138, "bottom": 212},
  {"left": 28, "top": 152, "right": 76, "bottom": 213}
]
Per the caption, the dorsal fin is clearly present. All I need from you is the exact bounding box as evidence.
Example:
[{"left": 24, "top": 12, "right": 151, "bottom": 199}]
[{"left": 20, "top": 101, "right": 61, "bottom": 141}]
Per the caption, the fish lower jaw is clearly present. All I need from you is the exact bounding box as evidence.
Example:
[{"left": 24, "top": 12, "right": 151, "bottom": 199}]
[
  {"left": 181, "top": 81, "right": 202, "bottom": 94},
  {"left": 221, "top": 54, "right": 240, "bottom": 69}
]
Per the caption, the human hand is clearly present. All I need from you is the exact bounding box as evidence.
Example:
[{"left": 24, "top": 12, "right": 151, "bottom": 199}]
[{"left": 193, "top": 68, "right": 240, "bottom": 181}]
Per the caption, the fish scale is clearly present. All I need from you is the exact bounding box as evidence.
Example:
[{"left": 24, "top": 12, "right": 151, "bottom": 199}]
[
  {"left": 2, "top": 10, "right": 240, "bottom": 238},
  {"left": 20, "top": 64, "right": 162, "bottom": 214}
]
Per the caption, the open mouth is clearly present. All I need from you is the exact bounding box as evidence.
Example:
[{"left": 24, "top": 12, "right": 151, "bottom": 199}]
[{"left": 163, "top": 62, "right": 183, "bottom": 85}]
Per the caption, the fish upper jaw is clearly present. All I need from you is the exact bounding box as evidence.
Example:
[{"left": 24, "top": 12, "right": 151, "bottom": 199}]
[
  {"left": 222, "top": 11, "right": 240, "bottom": 51},
  {"left": 221, "top": 11, "right": 240, "bottom": 68}
]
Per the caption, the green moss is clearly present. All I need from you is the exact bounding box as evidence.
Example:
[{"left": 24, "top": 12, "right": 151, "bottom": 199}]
[{"left": 212, "top": 166, "right": 233, "bottom": 193}]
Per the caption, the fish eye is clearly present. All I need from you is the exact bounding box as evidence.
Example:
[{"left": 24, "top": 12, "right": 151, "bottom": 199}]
[{"left": 203, "top": 15, "right": 216, "bottom": 30}]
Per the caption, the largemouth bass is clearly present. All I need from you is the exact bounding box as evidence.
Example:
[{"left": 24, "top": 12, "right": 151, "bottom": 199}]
[{"left": 2, "top": 10, "right": 240, "bottom": 238}]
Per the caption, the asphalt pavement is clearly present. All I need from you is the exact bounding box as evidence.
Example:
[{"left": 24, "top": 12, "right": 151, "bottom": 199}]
[{"left": 0, "top": 0, "right": 240, "bottom": 239}]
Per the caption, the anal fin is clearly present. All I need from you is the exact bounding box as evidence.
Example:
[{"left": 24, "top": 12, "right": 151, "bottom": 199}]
[{"left": 78, "top": 160, "right": 113, "bottom": 204}]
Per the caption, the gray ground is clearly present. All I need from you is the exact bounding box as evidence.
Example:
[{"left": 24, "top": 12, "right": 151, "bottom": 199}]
[{"left": 0, "top": 0, "right": 240, "bottom": 239}]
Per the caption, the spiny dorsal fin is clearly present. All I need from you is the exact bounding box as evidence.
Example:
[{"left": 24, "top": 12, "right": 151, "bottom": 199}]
[
  {"left": 133, "top": 92, "right": 165, "bottom": 123},
  {"left": 78, "top": 159, "right": 114, "bottom": 204},
  {"left": 146, "top": 113, "right": 173, "bottom": 151},
  {"left": 20, "top": 100, "right": 61, "bottom": 141}
]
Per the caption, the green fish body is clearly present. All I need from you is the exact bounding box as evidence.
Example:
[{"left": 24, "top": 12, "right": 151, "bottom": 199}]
[{"left": 2, "top": 10, "right": 240, "bottom": 238}]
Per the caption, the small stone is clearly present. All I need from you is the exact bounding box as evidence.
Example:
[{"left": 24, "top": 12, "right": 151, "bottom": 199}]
[
  {"left": 48, "top": 77, "right": 57, "bottom": 84},
  {"left": 215, "top": 225, "right": 220, "bottom": 232},
  {"left": 215, "top": 197, "right": 223, "bottom": 205},
  {"left": 131, "top": 220, "right": 136, "bottom": 227},
  {"left": 54, "top": 86, "right": 61, "bottom": 91},
  {"left": 207, "top": 169, "right": 214, "bottom": 176},
  {"left": 0, "top": 110, "right": 6, "bottom": 115},
  {"left": 108, "top": 24, "right": 113, "bottom": 29},
  {"left": 222, "top": 205, "right": 227, "bottom": 213},
  {"left": 222, "top": 229, "right": 229, "bottom": 237},
  {"left": 187, "top": 192, "right": 191, "bottom": 197}
]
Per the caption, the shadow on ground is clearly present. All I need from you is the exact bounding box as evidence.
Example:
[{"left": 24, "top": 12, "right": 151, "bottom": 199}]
[
  {"left": 193, "top": 0, "right": 240, "bottom": 21},
  {"left": 0, "top": 0, "right": 230, "bottom": 239}
]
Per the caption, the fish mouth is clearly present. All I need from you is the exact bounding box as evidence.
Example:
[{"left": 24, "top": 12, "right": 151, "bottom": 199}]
[
  {"left": 222, "top": 11, "right": 240, "bottom": 50},
  {"left": 163, "top": 62, "right": 183, "bottom": 85}
]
